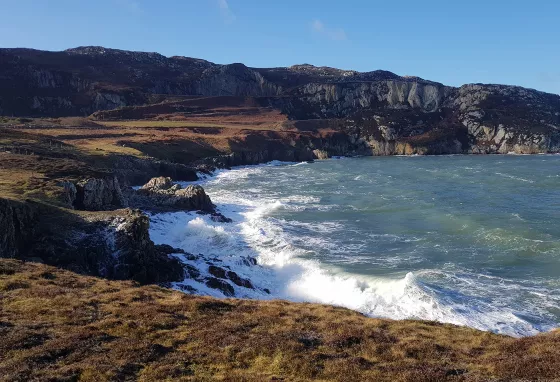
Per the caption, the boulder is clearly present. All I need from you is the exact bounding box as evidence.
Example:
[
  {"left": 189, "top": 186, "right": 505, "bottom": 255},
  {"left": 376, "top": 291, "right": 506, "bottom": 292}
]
[
  {"left": 133, "top": 177, "right": 215, "bottom": 212},
  {"left": 205, "top": 277, "right": 235, "bottom": 296},
  {"left": 208, "top": 265, "right": 253, "bottom": 289}
]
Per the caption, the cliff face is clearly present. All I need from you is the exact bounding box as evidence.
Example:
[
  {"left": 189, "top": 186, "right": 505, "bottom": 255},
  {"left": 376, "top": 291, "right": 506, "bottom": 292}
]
[
  {"left": 1, "top": 46, "right": 559, "bottom": 154},
  {"left": 0, "top": 199, "right": 37, "bottom": 258}
]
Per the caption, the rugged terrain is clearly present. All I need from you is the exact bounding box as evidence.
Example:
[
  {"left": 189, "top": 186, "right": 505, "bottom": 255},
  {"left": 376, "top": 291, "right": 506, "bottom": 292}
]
[
  {"left": 1, "top": 46, "right": 559, "bottom": 155},
  {"left": 1, "top": 46, "right": 560, "bottom": 380}
]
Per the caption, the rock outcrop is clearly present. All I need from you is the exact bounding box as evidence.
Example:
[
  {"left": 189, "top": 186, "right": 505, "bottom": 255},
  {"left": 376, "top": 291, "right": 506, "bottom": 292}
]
[
  {"left": 74, "top": 176, "right": 127, "bottom": 211},
  {"left": 0, "top": 198, "right": 37, "bottom": 258},
  {"left": 0, "top": 199, "right": 186, "bottom": 284},
  {"left": 131, "top": 176, "right": 214, "bottom": 212}
]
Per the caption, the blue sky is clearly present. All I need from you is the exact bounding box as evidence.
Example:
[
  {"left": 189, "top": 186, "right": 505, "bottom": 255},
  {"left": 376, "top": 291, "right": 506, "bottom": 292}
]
[{"left": 1, "top": 0, "right": 559, "bottom": 94}]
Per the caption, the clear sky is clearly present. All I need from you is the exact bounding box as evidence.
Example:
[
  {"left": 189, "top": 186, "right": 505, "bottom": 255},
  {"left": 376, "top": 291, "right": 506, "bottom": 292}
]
[{"left": 1, "top": 0, "right": 559, "bottom": 94}]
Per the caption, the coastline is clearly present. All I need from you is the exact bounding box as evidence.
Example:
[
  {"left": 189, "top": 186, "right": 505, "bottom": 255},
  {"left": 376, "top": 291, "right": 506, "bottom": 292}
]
[{"left": 144, "top": 157, "right": 559, "bottom": 338}]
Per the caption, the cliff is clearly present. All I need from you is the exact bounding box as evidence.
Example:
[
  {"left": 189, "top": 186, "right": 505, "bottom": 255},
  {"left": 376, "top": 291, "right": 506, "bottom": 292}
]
[{"left": 1, "top": 46, "right": 559, "bottom": 155}]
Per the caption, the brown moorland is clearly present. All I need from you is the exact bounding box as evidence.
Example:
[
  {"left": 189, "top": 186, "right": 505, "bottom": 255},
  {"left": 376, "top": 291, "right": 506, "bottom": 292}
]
[{"left": 1, "top": 259, "right": 559, "bottom": 382}]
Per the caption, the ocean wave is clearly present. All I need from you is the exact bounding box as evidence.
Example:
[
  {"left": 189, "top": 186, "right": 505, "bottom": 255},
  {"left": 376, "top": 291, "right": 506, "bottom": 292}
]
[
  {"left": 149, "top": 199, "right": 544, "bottom": 337},
  {"left": 148, "top": 157, "right": 559, "bottom": 337}
]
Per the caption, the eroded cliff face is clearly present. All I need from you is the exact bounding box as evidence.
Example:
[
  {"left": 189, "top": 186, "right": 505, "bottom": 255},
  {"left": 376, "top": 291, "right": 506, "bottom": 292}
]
[
  {"left": 452, "top": 85, "right": 560, "bottom": 154},
  {"left": 1, "top": 46, "right": 560, "bottom": 154},
  {"left": 196, "top": 63, "right": 282, "bottom": 97},
  {"left": 287, "top": 80, "right": 452, "bottom": 118}
]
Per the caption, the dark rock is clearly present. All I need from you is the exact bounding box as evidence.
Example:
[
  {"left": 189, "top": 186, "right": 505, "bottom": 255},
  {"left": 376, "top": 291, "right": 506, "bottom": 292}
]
[
  {"left": 59, "top": 181, "right": 77, "bottom": 207},
  {"left": 74, "top": 176, "right": 127, "bottom": 211},
  {"left": 210, "top": 212, "right": 232, "bottom": 223},
  {"left": 184, "top": 264, "right": 201, "bottom": 280},
  {"left": 177, "top": 284, "right": 198, "bottom": 294},
  {"left": 0, "top": 198, "right": 37, "bottom": 258},
  {"left": 240, "top": 256, "right": 258, "bottom": 266},
  {"left": 154, "top": 244, "right": 187, "bottom": 255},
  {"left": 208, "top": 265, "right": 227, "bottom": 279},
  {"left": 108, "top": 209, "right": 185, "bottom": 283},
  {"left": 205, "top": 277, "right": 235, "bottom": 297},
  {"left": 226, "top": 270, "right": 253, "bottom": 289}
]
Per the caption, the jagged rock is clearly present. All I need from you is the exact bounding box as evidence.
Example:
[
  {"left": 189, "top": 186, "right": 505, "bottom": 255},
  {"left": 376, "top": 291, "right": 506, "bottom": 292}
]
[
  {"left": 132, "top": 177, "right": 215, "bottom": 212},
  {"left": 154, "top": 243, "right": 187, "bottom": 255},
  {"left": 205, "top": 277, "right": 235, "bottom": 296},
  {"left": 208, "top": 265, "right": 227, "bottom": 279},
  {"left": 74, "top": 176, "right": 127, "bottom": 211},
  {"left": 107, "top": 209, "right": 185, "bottom": 283},
  {"left": 313, "top": 149, "right": 329, "bottom": 160},
  {"left": 240, "top": 256, "right": 258, "bottom": 266},
  {"left": 141, "top": 176, "right": 175, "bottom": 191},
  {"left": 208, "top": 265, "right": 253, "bottom": 289},
  {"left": 59, "top": 181, "right": 77, "bottom": 207},
  {"left": 210, "top": 212, "right": 233, "bottom": 223},
  {"left": 184, "top": 264, "right": 201, "bottom": 280},
  {"left": 226, "top": 270, "right": 253, "bottom": 289},
  {"left": 0, "top": 199, "right": 37, "bottom": 258}
]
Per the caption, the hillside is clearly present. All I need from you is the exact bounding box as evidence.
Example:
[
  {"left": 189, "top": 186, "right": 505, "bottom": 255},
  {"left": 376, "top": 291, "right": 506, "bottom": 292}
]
[
  {"left": 1, "top": 259, "right": 559, "bottom": 382},
  {"left": 1, "top": 46, "right": 559, "bottom": 155}
]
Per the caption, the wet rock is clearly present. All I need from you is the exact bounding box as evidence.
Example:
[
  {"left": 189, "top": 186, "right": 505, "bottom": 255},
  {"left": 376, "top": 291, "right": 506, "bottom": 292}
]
[
  {"left": 240, "top": 256, "right": 258, "bottom": 266},
  {"left": 210, "top": 212, "right": 233, "bottom": 223},
  {"left": 184, "top": 264, "right": 201, "bottom": 280},
  {"left": 205, "top": 277, "right": 235, "bottom": 296},
  {"left": 177, "top": 284, "right": 198, "bottom": 293},
  {"left": 208, "top": 265, "right": 227, "bottom": 279},
  {"left": 226, "top": 270, "right": 253, "bottom": 289},
  {"left": 109, "top": 209, "right": 185, "bottom": 283},
  {"left": 154, "top": 244, "right": 187, "bottom": 255},
  {"left": 208, "top": 265, "right": 253, "bottom": 289}
]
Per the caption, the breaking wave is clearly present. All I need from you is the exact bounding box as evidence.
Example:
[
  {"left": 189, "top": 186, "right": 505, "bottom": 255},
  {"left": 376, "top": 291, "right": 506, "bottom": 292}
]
[{"left": 149, "top": 159, "right": 560, "bottom": 337}]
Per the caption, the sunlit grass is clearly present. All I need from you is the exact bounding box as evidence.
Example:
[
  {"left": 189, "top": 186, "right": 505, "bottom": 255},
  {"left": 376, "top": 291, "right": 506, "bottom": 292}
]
[{"left": 1, "top": 259, "right": 559, "bottom": 381}]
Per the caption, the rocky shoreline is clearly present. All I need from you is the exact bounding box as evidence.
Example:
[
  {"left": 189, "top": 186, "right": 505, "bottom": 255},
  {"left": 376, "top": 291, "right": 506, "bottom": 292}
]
[{"left": 1, "top": 44, "right": 559, "bottom": 305}]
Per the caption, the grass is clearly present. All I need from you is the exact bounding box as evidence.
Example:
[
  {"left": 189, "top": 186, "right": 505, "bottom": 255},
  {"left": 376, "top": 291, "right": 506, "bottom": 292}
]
[
  {"left": 1, "top": 259, "right": 559, "bottom": 382},
  {"left": 98, "top": 120, "right": 236, "bottom": 129}
]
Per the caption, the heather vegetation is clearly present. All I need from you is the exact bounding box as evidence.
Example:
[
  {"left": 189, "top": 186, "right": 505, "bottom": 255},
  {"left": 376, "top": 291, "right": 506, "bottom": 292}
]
[{"left": 1, "top": 259, "right": 559, "bottom": 382}]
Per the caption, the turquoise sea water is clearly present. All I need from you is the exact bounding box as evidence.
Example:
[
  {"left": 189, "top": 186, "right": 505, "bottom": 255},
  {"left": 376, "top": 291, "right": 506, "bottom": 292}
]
[{"left": 152, "top": 155, "right": 560, "bottom": 336}]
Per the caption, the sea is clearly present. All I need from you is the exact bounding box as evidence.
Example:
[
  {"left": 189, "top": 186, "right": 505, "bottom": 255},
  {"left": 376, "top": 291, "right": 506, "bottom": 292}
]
[{"left": 148, "top": 155, "right": 560, "bottom": 337}]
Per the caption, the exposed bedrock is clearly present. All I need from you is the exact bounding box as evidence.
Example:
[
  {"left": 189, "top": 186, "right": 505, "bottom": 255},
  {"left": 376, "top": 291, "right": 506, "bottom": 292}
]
[
  {"left": 287, "top": 81, "right": 451, "bottom": 118},
  {"left": 73, "top": 176, "right": 127, "bottom": 211},
  {"left": 130, "top": 176, "right": 214, "bottom": 212},
  {"left": 0, "top": 198, "right": 37, "bottom": 258}
]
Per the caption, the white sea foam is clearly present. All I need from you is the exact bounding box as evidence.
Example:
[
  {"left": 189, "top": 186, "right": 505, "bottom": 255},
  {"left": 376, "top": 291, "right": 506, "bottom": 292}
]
[
  {"left": 495, "top": 172, "right": 535, "bottom": 183},
  {"left": 148, "top": 159, "right": 558, "bottom": 337}
]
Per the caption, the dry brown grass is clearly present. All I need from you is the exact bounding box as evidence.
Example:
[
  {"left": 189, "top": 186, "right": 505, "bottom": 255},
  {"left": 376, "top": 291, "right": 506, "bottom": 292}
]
[{"left": 1, "top": 259, "right": 559, "bottom": 382}]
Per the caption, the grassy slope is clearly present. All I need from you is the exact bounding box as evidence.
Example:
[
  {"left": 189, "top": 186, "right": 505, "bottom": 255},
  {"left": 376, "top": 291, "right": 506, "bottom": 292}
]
[{"left": 1, "top": 259, "right": 559, "bottom": 382}]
